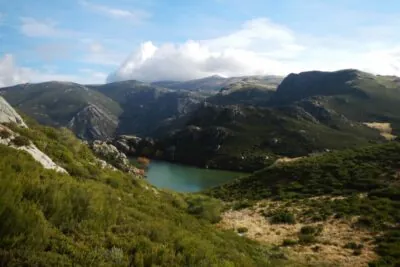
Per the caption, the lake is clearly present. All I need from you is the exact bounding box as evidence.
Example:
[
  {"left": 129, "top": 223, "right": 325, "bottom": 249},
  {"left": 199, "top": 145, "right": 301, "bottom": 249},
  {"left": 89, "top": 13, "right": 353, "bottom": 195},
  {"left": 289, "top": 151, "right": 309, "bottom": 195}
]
[{"left": 145, "top": 160, "right": 244, "bottom": 192}]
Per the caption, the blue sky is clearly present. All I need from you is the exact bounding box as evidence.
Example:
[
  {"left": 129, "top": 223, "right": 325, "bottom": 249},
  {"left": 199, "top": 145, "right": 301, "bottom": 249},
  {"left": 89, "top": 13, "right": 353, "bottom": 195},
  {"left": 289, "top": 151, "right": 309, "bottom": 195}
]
[{"left": 0, "top": 0, "right": 400, "bottom": 85}]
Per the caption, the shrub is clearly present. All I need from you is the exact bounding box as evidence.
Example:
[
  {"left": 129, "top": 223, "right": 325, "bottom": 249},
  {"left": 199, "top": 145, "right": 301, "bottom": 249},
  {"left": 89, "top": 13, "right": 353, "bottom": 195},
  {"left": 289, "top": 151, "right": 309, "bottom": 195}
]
[
  {"left": 186, "top": 195, "right": 222, "bottom": 224},
  {"left": 0, "top": 129, "right": 11, "bottom": 139},
  {"left": 298, "top": 234, "right": 316, "bottom": 244},
  {"left": 237, "top": 227, "right": 248, "bottom": 234},
  {"left": 300, "top": 225, "right": 323, "bottom": 236},
  {"left": 232, "top": 200, "right": 254, "bottom": 210},
  {"left": 12, "top": 135, "right": 31, "bottom": 147},
  {"left": 270, "top": 210, "right": 296, "bottom": 224},
  {"left": 282, "top": 239, "right": 297, "bottom": 246},
  {"left": 344, "top": 242, "right": 363, "bottom": 250}
]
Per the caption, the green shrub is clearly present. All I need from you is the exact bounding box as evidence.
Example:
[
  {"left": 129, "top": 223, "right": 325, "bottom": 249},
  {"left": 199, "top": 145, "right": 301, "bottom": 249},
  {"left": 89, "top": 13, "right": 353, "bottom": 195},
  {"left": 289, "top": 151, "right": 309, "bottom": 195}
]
[
  {"left": 0, "top": 129, "right": 11, "bottom": 139},
  {"left": 344, "top": 242, "right": 363, "bottom": 250},
  {"left": 270, "top": 210, "right": 296, "bottom": 224},
  {"left": 298, "top": 234, "right": 316, "bottom": 244},
  {"left": 12, "top": 135, "right": 31, "bottom": 147},
  {"left": 282, "top": 239, "right": 297, "bottom": 246},
  {"left": 237, "top": 227, "right": 248, "bottom": 234},
  {"left": 186, "top": 195, "right": 223, "bottom": 224},
  {"left": 300, "top": 225, "right": 323, "bottom": 236},
  {"left": 232, "top": 199, "right": 254, "bottom": 210}
]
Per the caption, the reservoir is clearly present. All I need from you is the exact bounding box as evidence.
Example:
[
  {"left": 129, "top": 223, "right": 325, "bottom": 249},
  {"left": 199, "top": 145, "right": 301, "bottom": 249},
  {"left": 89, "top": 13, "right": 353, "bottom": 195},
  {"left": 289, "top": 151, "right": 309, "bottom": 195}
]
[{"left": 145, "top": 160, "right": 244, "bottom": 192}]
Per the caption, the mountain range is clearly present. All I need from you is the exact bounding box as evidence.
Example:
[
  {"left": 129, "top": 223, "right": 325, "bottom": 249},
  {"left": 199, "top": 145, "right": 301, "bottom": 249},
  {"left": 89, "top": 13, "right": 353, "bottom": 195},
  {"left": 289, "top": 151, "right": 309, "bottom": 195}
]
[
  {"left": 1, "top": 70, "right": 400, "bottom": 266},
  {"left": 1, "top": 69, "right": 398, "bottom": 171}
]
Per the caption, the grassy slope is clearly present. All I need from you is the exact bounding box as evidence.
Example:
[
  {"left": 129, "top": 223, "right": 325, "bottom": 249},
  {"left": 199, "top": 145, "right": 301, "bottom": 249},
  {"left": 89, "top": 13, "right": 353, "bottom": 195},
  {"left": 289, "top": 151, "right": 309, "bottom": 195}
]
[
  {"left": 208, "top": 141, "right": 400, "bottom": 266},
  {"left": 0, "top": 120, "right": 290, "bottom": 267}
]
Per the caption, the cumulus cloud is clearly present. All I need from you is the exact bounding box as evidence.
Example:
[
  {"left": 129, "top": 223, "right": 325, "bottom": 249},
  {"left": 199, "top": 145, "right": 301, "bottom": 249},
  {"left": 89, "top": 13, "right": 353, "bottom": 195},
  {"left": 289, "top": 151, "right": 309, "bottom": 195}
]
[
  {"left": 80, "top": 1, "right": 150, "bottom": 23},
  {"left": 0, "top": 54, "right": 30, "bottom": 87},
  {"left": 108, "top": 18, "right": 400, "bottom": 82},
  {"left": 0, "top": 54, "right": 106, "bottom": 87}
]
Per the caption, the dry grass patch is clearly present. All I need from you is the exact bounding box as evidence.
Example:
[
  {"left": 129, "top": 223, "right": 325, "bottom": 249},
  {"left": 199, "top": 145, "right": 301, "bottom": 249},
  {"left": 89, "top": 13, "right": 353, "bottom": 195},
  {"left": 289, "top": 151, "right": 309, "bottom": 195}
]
[
  {"left": 218, "top": 198, "right": 378, "bottom": 267},
  {"left": 363, "top": 122, "right": 396, "bottom": 140}
]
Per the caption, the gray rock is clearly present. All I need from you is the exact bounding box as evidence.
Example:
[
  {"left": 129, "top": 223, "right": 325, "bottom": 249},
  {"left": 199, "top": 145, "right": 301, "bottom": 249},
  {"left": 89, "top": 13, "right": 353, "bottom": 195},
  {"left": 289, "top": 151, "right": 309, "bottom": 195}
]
[{"left": 0, "top": 96, "right": 28, "bottom": 127}]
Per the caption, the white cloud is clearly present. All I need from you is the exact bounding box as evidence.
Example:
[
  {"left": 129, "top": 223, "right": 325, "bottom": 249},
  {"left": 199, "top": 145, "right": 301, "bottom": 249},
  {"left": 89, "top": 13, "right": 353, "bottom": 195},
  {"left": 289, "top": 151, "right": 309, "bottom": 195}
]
[
  {"left": 20, "top": 17, "right": 77, "bottom": 38},
  {"left": 108, "top": 18, "right": 400, "bottom": 82},
  {"left": 80, "top": 1, "right": 150, "bottom": 23},
  {"left": 0, "top": 54, "right": 30, "bottom": 87},
  {"left": 0, "top": 54, "right": 106, "bottom": 87},
  {"left": 81, "top": 40, "right": 125, "bottom": 66}
]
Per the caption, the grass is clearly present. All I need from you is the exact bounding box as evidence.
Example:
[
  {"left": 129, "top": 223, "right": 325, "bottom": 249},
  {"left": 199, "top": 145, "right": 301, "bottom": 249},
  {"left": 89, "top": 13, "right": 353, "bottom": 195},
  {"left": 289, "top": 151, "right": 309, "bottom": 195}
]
[
  {"left": 0, "top": 121, "right": 288, "bottom": 266},
  {"left": 208, "top": 141, "right": 400, "bottom": 266}
]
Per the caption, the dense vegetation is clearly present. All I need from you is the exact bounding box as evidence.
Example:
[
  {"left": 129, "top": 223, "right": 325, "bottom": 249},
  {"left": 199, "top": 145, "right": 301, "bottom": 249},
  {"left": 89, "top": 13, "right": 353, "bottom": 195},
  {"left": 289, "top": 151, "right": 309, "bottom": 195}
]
[
  {"left": 208, "top": 141, "right": 400, "bottom": 266},
  {"left": 0, "top": 120, "right": 289, "bottom": 266}
]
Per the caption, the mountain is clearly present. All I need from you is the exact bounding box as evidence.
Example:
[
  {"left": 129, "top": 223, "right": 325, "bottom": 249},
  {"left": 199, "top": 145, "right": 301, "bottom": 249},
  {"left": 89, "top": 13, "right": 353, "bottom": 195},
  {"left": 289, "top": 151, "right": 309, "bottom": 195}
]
[
  {"left": 0, "top": 82, "right": 121, "bottom": 140},
  {"left": 152, "top": 75, "right": 283, "bottom": 92},
  {"left": 1, "top": 69, "right": 399, "bottom": 172},
  {"left": 0, "top": 105, "right": 292, "bottom": 266},
  {"left": 272, "top": 69, "right": 400, "bottom": 135},
  {"left": 144, "top": 101, "right": 383, "bottom": 171},
  {"left": 90, "top": 80, "right": 205, "bottom": 136}
]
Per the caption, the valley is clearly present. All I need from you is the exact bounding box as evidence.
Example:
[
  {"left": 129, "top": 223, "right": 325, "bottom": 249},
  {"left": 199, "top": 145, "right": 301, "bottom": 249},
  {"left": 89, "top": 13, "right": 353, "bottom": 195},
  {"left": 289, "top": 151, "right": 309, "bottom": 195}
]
[{"left": 0, "top": 69, "right": 399, "bottom": 266}]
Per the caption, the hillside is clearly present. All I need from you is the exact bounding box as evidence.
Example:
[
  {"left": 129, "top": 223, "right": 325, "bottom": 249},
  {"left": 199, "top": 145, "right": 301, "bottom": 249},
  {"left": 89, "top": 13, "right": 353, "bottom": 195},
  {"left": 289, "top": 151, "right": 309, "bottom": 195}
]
[
  {"left": 90, "top": 80, "right": 205, "bottom": 136},
  {"left": 134, "top": 101, "right": 384, "bottom": 172},
  {"left": 0, "top": 101, "right": 292, "bottom": 266},
  {"left": 0, "top": 82, "right": 122, "bottom": 140},
  {"left": 208, "top": 141, "right": 400, "bottom": 266},
  {"left": 272, "top": 69, "right": 400, "bottom": 135}
]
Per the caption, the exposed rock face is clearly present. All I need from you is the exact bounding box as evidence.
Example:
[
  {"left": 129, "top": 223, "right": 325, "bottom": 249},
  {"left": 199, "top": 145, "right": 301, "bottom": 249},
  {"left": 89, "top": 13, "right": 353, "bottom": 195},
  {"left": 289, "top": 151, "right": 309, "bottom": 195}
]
[
  {"left": 90, "top": 140, "right": 142, "bottom": 175},
  {"left": 68, "top": 104, "right": 119, "bottom": 140},
  {"left": 0, "top": 125, "right": 67, "bottom": 174},
  {"left": 0, "top": 96, "right": 28, "bottom": 127},
  {"left": 18, "top": 145, "right": 68, "bottom": 173}
]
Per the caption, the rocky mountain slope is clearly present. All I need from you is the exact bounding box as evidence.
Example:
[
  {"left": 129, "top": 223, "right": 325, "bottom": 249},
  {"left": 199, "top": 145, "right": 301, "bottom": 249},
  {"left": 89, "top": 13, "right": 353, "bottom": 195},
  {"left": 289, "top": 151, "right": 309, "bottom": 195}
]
[
  {"left": 90, "top": 80, "right": 204, "bottom": 136},
  {"left": 0, "top": 82, "right": 122, "bottom": 140}
]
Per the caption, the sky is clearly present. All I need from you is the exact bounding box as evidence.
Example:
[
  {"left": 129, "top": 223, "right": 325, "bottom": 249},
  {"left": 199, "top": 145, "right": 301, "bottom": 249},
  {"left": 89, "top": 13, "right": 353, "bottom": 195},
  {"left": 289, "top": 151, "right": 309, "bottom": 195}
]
[{"left": 0, "top": 0, "right": 400, "bottom": 86}]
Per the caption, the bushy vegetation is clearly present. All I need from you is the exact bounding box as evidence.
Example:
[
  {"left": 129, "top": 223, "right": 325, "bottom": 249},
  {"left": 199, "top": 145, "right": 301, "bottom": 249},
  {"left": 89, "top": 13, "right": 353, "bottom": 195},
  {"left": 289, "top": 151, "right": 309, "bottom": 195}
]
[
  {"left": 268, "top": 210, "right": 296, "bottom": 225},
  {"left": 208, "top": 141, "right": 400, "bottom": 266},
  {"left": 0, "top": 121, "right": 288, "bottom": 266},
  {"left": 11, "top": 135, "right": 31, "bottom": 146}
]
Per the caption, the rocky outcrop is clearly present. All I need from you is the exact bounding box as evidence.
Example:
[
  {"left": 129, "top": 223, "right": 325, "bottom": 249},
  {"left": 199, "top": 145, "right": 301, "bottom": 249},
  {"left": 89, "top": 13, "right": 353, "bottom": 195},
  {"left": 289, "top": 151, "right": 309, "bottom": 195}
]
[
  {"left": 89, "top": 140, "right": 143, "bottom": 175},
  {"left": 68, "top": 104, "right": 119, "bottom": 140},
  {"left": 0, "top": 124, "right": 67, "bottom": 173},
  {"left": 0, "top": 96, "right": 28, "bottom": 127}
]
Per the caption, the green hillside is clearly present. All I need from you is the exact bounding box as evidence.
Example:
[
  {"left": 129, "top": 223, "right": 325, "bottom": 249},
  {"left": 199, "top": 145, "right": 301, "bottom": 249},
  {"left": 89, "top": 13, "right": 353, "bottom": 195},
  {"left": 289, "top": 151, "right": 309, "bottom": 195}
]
[
  {"left": 0, "top": 119, "right": 290, "bottom": 267},
  {"left": 273, "top": 69, "right": 400, "bottom": 135},
  {"left": 208, "top": 141, "right": 400, "bottom": 266}
]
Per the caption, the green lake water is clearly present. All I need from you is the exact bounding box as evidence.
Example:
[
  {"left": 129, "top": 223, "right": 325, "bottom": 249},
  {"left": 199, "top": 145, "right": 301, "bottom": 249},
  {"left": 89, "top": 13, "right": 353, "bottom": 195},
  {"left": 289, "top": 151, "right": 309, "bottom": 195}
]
[{"left": 145, "top": 160, "right": 244, "bottom": 192}]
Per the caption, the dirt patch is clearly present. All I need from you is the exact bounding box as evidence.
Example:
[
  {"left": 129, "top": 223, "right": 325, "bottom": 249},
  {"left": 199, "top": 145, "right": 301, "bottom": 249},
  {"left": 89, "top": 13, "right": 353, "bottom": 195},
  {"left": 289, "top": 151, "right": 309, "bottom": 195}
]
[
  {"left": 274, "top": 156, "right": 304, "bottom": 165},
  {"left": 363, "top": 122, "right": 396, "bottom": 140},
  {"left": 218, "top": 199, "right": 378, "bottom": 267}
]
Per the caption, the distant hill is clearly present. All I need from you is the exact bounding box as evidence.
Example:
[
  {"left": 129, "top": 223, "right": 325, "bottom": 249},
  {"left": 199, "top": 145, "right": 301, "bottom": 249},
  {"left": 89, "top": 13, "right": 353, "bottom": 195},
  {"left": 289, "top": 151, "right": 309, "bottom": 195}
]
[
  {"left": 90, "top": 80, "right": 205, "bottom": 136},
  {"left": 0, "top": 82, "right": 122, "bottom": 140},
  {"left": 272, "top": 69, "right": 400, "bottom": 135},
  {"left": 152, "top": 75, "right": 283, "bottom": 92}
]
